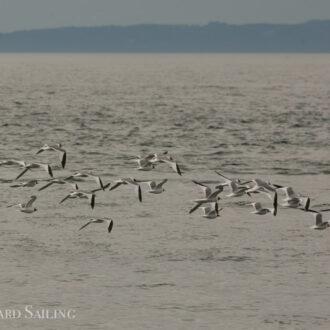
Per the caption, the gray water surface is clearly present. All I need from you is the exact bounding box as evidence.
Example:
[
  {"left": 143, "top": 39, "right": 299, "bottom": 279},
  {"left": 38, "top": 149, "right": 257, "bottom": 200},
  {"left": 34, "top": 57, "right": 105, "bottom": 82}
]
[{"left": 0, "top": 53, "right": 330, "bottom": 329}]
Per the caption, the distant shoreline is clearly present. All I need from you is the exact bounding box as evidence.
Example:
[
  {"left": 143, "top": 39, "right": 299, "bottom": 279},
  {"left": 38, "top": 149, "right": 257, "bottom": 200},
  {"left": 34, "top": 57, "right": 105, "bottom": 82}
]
[{"left": 0, "top": 20, "right": 329, "bottom": 53}]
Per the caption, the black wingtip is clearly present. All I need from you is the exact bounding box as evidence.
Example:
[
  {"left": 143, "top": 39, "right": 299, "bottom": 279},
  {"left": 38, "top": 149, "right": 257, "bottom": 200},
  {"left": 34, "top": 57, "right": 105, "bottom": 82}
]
[
  {"left": 304, "top": 197, "right": 310, "bottom": 211},
  {"left": 61, "top": 152, "right": 66, "bottom": 169},
  {"left": 138, "top": 186, "right": 142, "bottom": 202},
  {"left": 273, "top": 192, "right": 278, "bottom": 216},
  {"left": 48, "top": 165, "right": 53, "bottom": 178},
  {"left": 108, "top": 220, "right": 114, "bottom": 233},
  {"left": 91, "top": 195, "right": 95, "bottom": 209},
  {"left": 176, "top": 164, "right": 182, "bottom": 176},
  {"left": 99, "top": 177, "right": 105, "bottom": 191}
]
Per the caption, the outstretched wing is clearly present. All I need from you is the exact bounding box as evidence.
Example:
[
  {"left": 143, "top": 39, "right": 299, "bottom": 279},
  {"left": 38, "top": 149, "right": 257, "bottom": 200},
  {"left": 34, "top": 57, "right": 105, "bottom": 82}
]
[
  {"left": 299, "top": 197, "right": 310, "bottom": 211},
  {"left": 192, "top": 180, "right": 211, "bottom": 198},
  {"left": 215, "top": 170, "right": 231, "bottom": 182},
  {"left": 189, "top": 201, "right": 204, "bottom": 214},
  {"left": 79, "top": 221, "right": 92, "bottom": 231},
  {"left": 38, "top": 181, "right": 55, "bottom": 191},
  {"left": 109, "top": 182, "right": 123, "bottom": 191},
  {"left": 157, "top": 179, "right": 168, "bottom": 188},
  {"left": 15, "top": 167, "right": 29, "bottom": 180},
  {"left": 285, "top": 187, "right": 297, "bottom": 199},
  {"left": 314, "top": 213, "right": 322, "bottom": 226},
  {"left": 94, "top": 176, "right": 104, "bottom": 190},
  {"left": 26, "top": 195, "right": 37, "bottom": 208},
  {"left": 60, "top": 194, "right": 72, "bottom": 204},
  {"left": 163, "top": 159, "right": 181, "bottom": 176},
  {"left": 35, "top": 145, "right": 46, "bottom": 154}
]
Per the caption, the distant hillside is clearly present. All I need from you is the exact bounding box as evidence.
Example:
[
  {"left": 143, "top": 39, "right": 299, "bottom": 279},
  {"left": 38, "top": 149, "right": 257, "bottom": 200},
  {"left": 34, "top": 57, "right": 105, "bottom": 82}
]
[{"left": 0, "top": 20, "right": 330, "bottom": 52}]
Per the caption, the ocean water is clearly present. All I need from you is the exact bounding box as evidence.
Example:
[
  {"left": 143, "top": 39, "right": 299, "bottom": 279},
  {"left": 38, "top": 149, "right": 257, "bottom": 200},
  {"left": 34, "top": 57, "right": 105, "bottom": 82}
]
[{"left": 0, "top": 53, "right": 330, "bottom": 329}]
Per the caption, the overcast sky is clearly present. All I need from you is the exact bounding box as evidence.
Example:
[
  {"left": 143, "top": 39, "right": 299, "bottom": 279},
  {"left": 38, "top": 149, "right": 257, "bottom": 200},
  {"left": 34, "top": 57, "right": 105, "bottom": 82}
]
[{"left": 1, "top": 0, "right": 330, "bottom": 33}]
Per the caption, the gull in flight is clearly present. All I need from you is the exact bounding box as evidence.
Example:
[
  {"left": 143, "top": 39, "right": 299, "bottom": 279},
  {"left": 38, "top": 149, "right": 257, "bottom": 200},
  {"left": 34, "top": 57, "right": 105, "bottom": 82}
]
[
  {"left": 277, "top": 186, "right": 310, "bottom": 211},
  {"left": 201, "top": 202, "right": 222, "bottom": 219},
  {"left": 226, "top": 181, "right": 251, "bottom": 198},
  {"left": 245, "top": 178, "right": 277, "bottom": 195},
  {"left": 137, "top": 179, "right": 168, "bottom": 194},
  {"left": 310, "top": 212, "right": 329, "bottom": 230},
  {"left": 133, "top": 154, "right": 157, "bottom": 171},
  {"left": 248, "top": 192, "right": 278, "bottom": 216},
  {"left": 70, "top": 172, "right": 105, "bottom": 191},
  {"left": 7, "top": 195, "right": 37, "bottom": 213},
  {"left": 189, "top": 180, "right": 223, "bottom": 214},
  {"left": 36, "top": 143, "right": 67, "bottom": 169},
  {"left": 109, "top": 178, "right": 142, "bottom": 202},
  {"left": 150, "top": 152, "right": 182, "bottom": 176},
  {"left": 15, "top": 162, "right": 53, "bottom": 180},
  {"left": 79, "top": 218, "right": 114, "bottom": 233},
  {"left": 215, "top": 171, "right": 249, "bottom": 186},
  {"left": 60, "top": 191, "right": 96, "bottom": 209},
  {"left": 214, "top": 171, "right": 251, "bottom": 197}
]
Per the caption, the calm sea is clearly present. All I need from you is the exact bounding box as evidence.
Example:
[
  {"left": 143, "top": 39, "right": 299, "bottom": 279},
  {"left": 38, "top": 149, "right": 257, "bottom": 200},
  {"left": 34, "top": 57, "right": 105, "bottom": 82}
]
[{"left": 0, "top": 53, "right": 330, "bottom": 329}]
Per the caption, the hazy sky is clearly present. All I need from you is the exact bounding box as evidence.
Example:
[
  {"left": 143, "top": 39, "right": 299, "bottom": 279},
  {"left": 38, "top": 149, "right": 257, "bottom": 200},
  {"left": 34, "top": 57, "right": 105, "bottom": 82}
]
[{"left": 1, "top": 0, "right": 330, "bottom": 33}]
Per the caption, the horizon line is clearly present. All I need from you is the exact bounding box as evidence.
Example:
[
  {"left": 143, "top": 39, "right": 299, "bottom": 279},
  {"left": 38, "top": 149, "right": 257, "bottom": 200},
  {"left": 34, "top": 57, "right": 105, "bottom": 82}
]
[{"left": 1, "top": 19, "right": 329, "bottom": 35}]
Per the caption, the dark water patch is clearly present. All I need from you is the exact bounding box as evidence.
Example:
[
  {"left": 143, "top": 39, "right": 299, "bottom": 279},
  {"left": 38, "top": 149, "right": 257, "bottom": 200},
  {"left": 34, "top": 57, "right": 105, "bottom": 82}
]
[
  {"left": 205, "top": 255, "right": 253, "bottom": 262},
  {"left": 0, "top": 178, "right": 14, "bottom": 183},
  {"left": 136, "top": 283, "right": 175, "bottom": 289},
  {"left": 126, "top": 127, "right": 140, "bottom": 137},
  {"left": 207, "top": 124, "right": 225, "bottom": 129},
  {"left": 136, "top": 211, "right": 153, "bottom": 218}
]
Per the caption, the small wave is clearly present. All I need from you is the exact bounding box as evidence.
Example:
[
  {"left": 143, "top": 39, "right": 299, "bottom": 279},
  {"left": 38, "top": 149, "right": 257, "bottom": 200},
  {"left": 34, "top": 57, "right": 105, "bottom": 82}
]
[{"left": 136, "top": 283, "right": 175, "bottom": 289}]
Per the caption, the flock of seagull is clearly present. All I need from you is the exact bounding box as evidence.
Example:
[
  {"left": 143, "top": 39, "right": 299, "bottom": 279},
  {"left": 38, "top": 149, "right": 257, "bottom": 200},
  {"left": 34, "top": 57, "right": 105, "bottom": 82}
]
[{"left": 1, "top": 144, "right": 330, "bottom": 234}]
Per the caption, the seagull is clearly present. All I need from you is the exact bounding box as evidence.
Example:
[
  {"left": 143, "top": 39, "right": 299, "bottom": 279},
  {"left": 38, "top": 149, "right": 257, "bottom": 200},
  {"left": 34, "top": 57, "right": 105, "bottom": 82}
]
[
  {"left": 245, "top": 178, "right": 277, "bottom": 194},
  {"left": 226, "top": 181, "right": 251, "bottom": 198},
  {"left": 7, "top": 195, "right": 37, "bottom": 213},
  {"left": 36, "top": 143, "right": 67, "bottom": 169},
  {"left": 70, "top": 172, "right": 105, "bottom": 191},
  {"left": 15, "top": 162, "right": 53, "bottom": 180},
  {"left": 150, "top": 153, "right": 181, "bottom": 176},
  {"left": 137, "top": 179, "right": 168, "bottom": 194},
  {"left": 277, "top": 186, "right": 310, "bottom": 210},
  {"left": 79, "top": 218, "right": 114, "bottom": 233},
  {"left": 213, "top": 172, "right": 251, "bottom": 196},
  {"left": 189, "top": 181, "right": 223, "bottom": 214},
  {"left": 133, "top": 154, "right": 157, "bottom": 171},
  {"left": 109, "top": 178, "right": 142, "bottom": 202},
  {"left": 310, "top": 212, "right": 330, "bottom": 230},
  {"left": 201, "top": 202, "right": 222, "bottom": 219},
  {"left": 215, "top": 171, "right": 249, "bottom": 186},
  {"left": 60, "top": 191, "right": 96, "bottom": 209},
  {"left": 10, "top": 179, "right": 40, "bottom": 188},
  {"left": 249, "top": 192, "right": 277, "bottom": 216}
]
